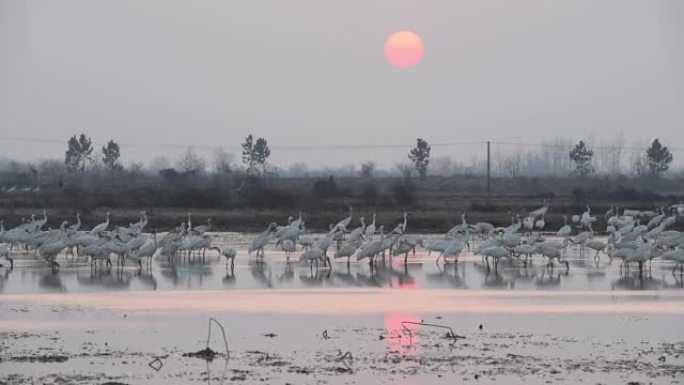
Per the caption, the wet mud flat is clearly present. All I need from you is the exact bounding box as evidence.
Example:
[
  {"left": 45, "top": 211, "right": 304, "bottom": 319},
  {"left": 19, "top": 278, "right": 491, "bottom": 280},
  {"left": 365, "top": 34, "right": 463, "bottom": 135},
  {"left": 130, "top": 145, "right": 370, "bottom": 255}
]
[{"left": 2, "top": 294, "right": 684, "bottom": 385}]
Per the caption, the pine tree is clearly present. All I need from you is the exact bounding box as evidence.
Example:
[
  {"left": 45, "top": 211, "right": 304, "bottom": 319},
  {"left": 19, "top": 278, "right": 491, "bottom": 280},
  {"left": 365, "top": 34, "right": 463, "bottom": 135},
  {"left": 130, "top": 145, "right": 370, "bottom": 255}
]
[
  {"left": 408, "top": 138, "right": 431, "bottom": 180},
  {"left": 254, "top": 138, "right": 271, "bottom": 177},
  {"left": 101, "top": 140, "right": 122, "bottom": 172},
  {"left": 64, "top": 133, "right": 93, "bottom": 174},
  {"left": 646, "top": 139, "right": 673, "bottom": 177},
  {"left": 569, "top": 140, "right": 593, "bottom": 177}
]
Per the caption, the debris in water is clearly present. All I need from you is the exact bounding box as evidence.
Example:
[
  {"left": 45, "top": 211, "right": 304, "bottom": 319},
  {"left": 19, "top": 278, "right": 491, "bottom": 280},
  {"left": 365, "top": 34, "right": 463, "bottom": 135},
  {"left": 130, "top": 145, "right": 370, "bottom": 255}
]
[
  {"left": 401, "top": 321, "right": 465, "bottom": 346},
  {"left": 262, "top": 333, "right": 277, "bottom": 338},
  {"left": 335, "top": 351, "right": 353, "bottom": 372},
  {"left": 183, "top": 347, "right": 219, "bottom": 361},
  {"left": 148, "top": 357, "right": 163, "bottom": 371},
  {"left": 205, "top": 317, "right": 230, "bottom": 358},
  {"left": 322, "top": 329, "right": 330, "bottom": 340},
  {"left": 479, "top": 324, "right": 483, "bottom": 331}
]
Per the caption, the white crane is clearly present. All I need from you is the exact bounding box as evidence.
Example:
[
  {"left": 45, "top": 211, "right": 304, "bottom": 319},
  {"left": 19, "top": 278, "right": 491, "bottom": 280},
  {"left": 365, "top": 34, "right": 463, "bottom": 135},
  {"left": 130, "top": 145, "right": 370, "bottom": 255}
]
[
  {"left": 332, "top": 206, "right": 353, "bottom": 234},
  {"left": 391, "top": 212, "right": 408, "bottom": 235},
  {"left": 480, "top": 246, "right": 512, "bottom": 272},
  {"left": 249, "top": 223, "right": 276, "bottom": 260},
  {"left": 211, "top": 246, "right": 237, "bottom": 268},
  {"left": 348, "top": 217, "right": 366, "bottom": 243},
  {"left": 68, "top": 213, "right": 81, "bottom": 231},
  {"left": 334, "top": 240, "right": 361, "bottom": 265},
  {"left": 90, "top": 212, "right": 110, "bottom": 235},
  {"left": 280, "top": 239, "right": 297, "bottom": 261},
  {"left": 364, "top": 214, "right": 376, "bottom": 240}
]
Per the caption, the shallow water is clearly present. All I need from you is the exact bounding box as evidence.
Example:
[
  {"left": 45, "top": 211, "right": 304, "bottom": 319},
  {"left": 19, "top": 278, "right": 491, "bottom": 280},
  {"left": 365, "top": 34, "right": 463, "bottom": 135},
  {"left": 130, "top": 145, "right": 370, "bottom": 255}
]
[
  {"left": 2, "top": 234, "right": 684, "bottom": 384},
  {"left": 2, "top": 234, "right": 684, "bottom": 295}
]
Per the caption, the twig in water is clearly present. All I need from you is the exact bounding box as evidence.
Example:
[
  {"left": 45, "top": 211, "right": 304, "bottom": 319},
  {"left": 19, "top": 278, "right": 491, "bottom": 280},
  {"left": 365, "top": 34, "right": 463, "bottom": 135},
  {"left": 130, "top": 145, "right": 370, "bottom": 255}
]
[
  {"left": 336, "top": 351, "right": 353, "bottom": 371},
  {"left": 400, "top": 321, "right": 465, "bottom": 345},
  {"left": 322, "top": 329, "right": 330, "bottom": 340},
  {"left": 206, "top": 317, "right": 230, "bottom": 358}
]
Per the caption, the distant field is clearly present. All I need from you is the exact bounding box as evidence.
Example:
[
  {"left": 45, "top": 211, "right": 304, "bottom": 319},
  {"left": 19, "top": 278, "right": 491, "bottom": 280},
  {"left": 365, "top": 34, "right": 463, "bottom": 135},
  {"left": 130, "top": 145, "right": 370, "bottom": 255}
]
[{"left": 1, "top": 175, "right": 682, "bottom": 232}]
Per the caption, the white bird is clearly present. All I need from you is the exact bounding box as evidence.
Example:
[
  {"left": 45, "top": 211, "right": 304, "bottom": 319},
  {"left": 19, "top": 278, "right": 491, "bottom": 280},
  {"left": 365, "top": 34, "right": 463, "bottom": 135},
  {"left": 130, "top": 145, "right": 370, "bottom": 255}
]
[
  {"left": 356, "top": 226, "right": 385, "bottom": 265},
  {"left": 439, "top": 237, "right": 468, "bottom": 264},
  {"left": 647, "top": 208, "right": 665, "bottom": 229},
  {"left": 480, "top": 246, "right": 512, "bottom": 271},
  {"left": 348, "top": 217, "right": 366, "bottom": 243},
  {"left": 364, "top": 214, "right": 376, "bottom": 240},
  {"left": 299, "top": 247, "right": 326, "bottom": 269},
  {"left": 530, "top": 200, "right": 549, "bottom": 219},
  {"left": 523, "top": 215, "right": 534, "bottom": 234},
  {"left": 38, "top": 239, "right": 67, "bottom": 270},
  {"left": 249, "top": 223, "right": 276, "bottom": 259},
  {"left": 132, "top": 232, "right": 159, "bottom": 267},
  {"left": 472, "top": 222, "right": 495, "bottom": 236},
  {"left": 90, "top": 212, "right": 111, "bottom": 235},
  {"left": 534, "top": 215, "right": 545, "bottom": 232},
  {"left": 0, "top": 244, "right": 13, "bottom": 269},
  {"left": 537, "top": 245, "right": 569, "bottom": 270},
  {"left": 68, "top": 213, "right": 81, "bottom": 231},
  {"left": 332, "top": 206, "right": 353, "bottom": 234},
  {"left": 447, "top": 214, "right": 468, "bottom": 236},
  {"left": 513, "top": 243, "right": 537, "bottom": 265},
  {"left": 280, "top": 239, "right": 297, "bottom": 261},
  {"left": 585, "top": 239, "right": 608, "bottom": 261},
  {"left": 211, "top": 246, "right": 237, "bottom": 267},
  {"left": 660, "top": 249, "right": 684, "bottom": 273},
  {"left": 623, "top": 244, "right": 653, "bottom": 274},
  {"left": 192, "top": 218, "right": 212, "bottom": 235},
  {"left": 557, "top": 216, "right": 572, "bottom": 239},
  {"left": 391, "top": 212, "right": 408, "bottom": 235},
  {"left": 334, "top": 241, "right": 361, "bottom": 265}
]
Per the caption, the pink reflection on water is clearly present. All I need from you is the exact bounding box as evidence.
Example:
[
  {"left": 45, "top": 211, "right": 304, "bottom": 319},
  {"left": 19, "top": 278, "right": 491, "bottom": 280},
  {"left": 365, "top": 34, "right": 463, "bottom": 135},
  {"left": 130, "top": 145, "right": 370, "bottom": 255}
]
[{"left": 384, "top": 312, "right": 420, "bottom": 355}]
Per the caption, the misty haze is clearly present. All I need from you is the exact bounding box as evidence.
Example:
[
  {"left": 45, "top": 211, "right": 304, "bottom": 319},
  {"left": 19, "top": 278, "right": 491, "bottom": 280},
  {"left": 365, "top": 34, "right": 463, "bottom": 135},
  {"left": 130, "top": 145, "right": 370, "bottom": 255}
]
[{"left": 1, "top": 1, "right": 684, "bottom": 385}]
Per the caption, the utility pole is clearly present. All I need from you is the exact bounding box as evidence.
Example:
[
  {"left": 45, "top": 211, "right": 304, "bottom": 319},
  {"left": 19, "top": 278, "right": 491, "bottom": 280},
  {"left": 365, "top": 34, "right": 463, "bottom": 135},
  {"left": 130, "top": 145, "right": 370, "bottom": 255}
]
[{"left": 486, "top": 141, "right": 491, "bottom": 197}]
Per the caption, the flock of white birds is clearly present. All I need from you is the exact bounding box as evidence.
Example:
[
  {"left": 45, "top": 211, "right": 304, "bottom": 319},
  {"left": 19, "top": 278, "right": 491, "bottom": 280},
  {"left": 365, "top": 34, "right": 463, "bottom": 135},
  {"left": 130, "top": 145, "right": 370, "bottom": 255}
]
[{"left": 2, "top": 202, "right": 684, "bottom": 275}]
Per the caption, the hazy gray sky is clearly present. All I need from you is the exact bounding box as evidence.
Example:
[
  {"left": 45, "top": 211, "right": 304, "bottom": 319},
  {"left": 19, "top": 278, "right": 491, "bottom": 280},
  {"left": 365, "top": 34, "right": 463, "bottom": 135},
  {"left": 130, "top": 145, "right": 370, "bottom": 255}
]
[{"left": 1, "top": 0, "right": 682, "bottom": 168}]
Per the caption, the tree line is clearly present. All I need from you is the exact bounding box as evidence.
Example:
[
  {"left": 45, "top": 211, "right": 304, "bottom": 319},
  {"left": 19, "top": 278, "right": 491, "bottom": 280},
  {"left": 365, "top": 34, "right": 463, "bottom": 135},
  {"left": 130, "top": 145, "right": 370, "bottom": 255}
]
[{"left": 0, "top": 134, "right": 677, "bottom": 191}]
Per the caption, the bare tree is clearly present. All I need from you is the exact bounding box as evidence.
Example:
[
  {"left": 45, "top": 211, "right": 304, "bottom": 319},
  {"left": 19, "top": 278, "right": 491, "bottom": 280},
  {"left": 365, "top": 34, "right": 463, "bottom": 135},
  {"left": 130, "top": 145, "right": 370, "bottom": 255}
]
[
  {"left": 431, "top": 156, "right": 452, "bottom": 176},
  {"left": 149, "top": 156, "right": 170, "bottom": 173},
  {"left": 497, "top": 152, "right": 522, "bottom": 178},
  {"left": 212, "top": 148, "right": 234, "bottom": 175},
  {"left": 177, "top": 147, "right": 206, "bottom": 174},
  {"left": 394, "top": 162, "right": 413, "bottom": 178},
  {"left": 287, "top": 162, "right": 309, "bottom": 177}
]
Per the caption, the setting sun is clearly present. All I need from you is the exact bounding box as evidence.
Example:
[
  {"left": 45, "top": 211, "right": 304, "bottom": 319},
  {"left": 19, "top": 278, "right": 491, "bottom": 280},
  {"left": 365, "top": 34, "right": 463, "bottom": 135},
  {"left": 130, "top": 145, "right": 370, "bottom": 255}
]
[{"left": 384, "top": 30, "right": 424, "bottom": 68}]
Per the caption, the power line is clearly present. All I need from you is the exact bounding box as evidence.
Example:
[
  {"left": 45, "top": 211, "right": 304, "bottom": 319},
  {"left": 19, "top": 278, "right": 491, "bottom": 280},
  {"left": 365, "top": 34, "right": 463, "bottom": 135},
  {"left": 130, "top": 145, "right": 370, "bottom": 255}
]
[
  {"left": 0, "top": 135, "right": 485, "bottom": 151},
  {"left": 1, "top": 135, "right": 681, "bottom": 153},
  {"left": 491, "top": 141, "right": 684, "bottom": 153}
]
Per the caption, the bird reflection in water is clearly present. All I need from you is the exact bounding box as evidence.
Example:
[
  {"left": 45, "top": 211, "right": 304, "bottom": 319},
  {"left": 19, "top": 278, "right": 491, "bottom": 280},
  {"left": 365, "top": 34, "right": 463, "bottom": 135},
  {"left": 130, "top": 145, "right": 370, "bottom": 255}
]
[
  {"left": 535, "top": 268, "right": 566, "bottom": 288},
  {"left": 277, "top": 261, "right": 294, "bottom": 284},
  {"left": 385, "top": 260, "right": 418, "bottom": 289},
  {"left": 223, "top": 264, "right": 236, "bottom": 287},
  {"left": 76, "top": 269, "right": 132, "bottom": 291},
  {"left": 384, "top": 313, "right": 421, "bottom": 358},
  {"left": 0, "top": 268, "right": 10, "bottom": 293},
  {"left": 135, "top": 269, "right": 157, "bottom": 290},
  {"left": 482, "top": 269, "right": 515, "bottom": 289},
  {"left": 298, "top": 267, "right": 331, "bottom": 287},
  {"left": 250, "top": 261, "right": 273, "bottom": 288},
  {"left": 425, "top": 262, "right": 465, "bottom": 288},
  {"left": 39, "top": 269, "right": 66, "bottom": 292},
  {"left": 332, "top": 263, "right": 360, "bottom": 287},
  {"left": 612, "top": 271, "right": 665, "bottom": 290}
]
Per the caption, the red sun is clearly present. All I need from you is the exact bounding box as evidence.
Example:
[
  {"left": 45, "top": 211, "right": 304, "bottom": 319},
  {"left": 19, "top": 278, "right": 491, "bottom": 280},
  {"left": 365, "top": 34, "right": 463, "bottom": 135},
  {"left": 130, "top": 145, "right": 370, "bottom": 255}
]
[{"left": 384, "top": 31, "right": 424, "bottom": 68}]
